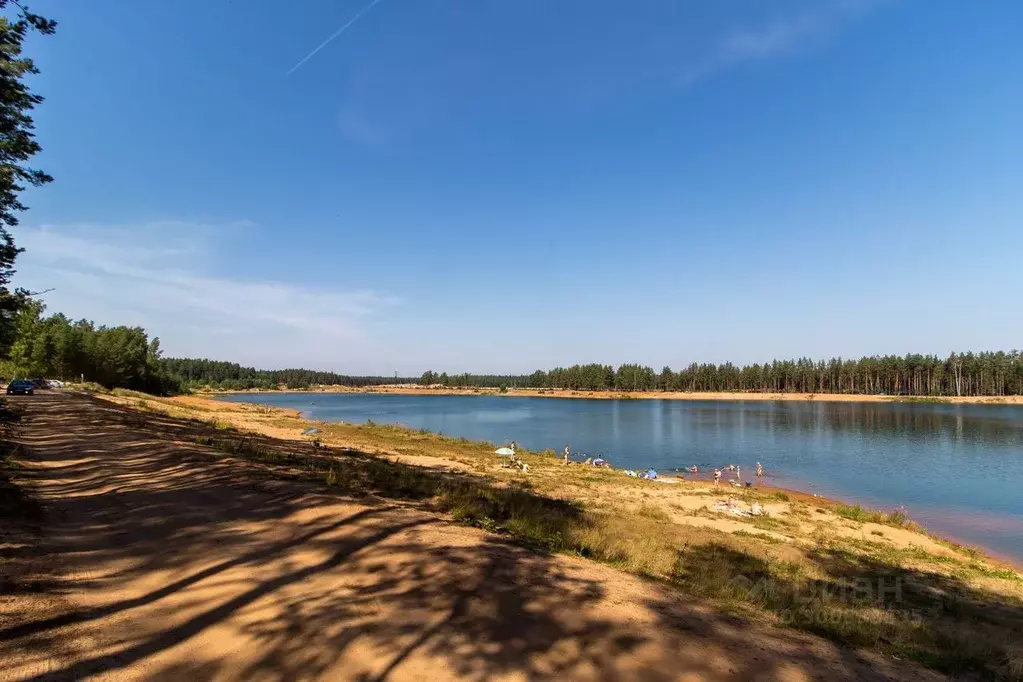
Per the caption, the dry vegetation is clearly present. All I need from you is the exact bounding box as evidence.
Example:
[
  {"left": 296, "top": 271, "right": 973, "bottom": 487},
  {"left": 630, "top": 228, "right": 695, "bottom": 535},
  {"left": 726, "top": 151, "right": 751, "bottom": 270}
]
[{"left": 93, "top": 388, "right": 1023, "bottom": 679}]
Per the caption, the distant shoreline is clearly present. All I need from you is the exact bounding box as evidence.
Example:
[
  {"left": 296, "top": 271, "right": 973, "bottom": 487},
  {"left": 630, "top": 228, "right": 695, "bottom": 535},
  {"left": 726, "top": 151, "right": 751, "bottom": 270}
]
[{"left": 205, "top": 385, "right": 1023, "bottom": 405}]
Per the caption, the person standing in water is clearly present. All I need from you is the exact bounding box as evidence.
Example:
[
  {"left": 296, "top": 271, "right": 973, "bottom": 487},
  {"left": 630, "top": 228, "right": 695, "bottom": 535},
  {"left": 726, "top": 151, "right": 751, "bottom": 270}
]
[
  {"left": 713, "top": 469, "right": 721, "bottom": 486},
  {"left": 756, "top": 462, "right": 764, "bottom": 477}
]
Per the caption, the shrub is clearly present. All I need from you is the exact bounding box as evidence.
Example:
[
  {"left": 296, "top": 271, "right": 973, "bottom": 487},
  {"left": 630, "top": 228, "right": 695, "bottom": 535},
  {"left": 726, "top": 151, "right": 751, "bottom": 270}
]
[{"left": 835, "top": 504, "right": 916, "bottom": 529}]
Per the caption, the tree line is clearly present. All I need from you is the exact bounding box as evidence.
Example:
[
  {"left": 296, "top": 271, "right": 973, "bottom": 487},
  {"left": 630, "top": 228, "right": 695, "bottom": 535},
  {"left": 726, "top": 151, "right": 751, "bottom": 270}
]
[
  {"left": 520, "top": 353, "right": 1023, "bottom": 397},
  {"left": 2, "top": 301, "right": 178, "bottom": 394},
  {"left": 9, "top": 305, "right": 1023, "bottom": 398},
  {"left": 417, "top": 371, "right": 532, "bottom": 389},
  {"left": 162, "top": 358, "right": 416, "bottom": 391},
  {"left": 1, "top": 307, "right": 424, "bottom": 392}
]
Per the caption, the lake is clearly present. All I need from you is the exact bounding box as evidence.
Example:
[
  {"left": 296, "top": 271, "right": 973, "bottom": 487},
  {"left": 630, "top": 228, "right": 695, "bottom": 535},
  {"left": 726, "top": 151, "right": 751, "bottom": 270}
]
[{"left": 218, "top": 393, "right": 1023, "bottom": 560}]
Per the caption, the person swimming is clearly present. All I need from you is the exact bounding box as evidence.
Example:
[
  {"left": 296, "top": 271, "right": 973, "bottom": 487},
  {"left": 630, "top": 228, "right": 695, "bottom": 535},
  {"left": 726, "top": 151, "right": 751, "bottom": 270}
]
[{"left": 686, "top": 465, "right": 699, "bottom": 474}]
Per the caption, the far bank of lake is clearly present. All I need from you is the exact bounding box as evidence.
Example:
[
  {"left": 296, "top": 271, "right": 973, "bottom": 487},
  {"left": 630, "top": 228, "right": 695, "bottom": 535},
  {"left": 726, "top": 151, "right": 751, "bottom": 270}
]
[{"left": 212, "top": 385, "right": 1023, "bottom": 406}]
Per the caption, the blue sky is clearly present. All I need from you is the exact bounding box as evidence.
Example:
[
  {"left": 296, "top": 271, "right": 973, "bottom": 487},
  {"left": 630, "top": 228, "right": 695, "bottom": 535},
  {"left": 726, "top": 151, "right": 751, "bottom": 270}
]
[{"left": 14, "top": 0, "right": 1023, "bottom": 374}]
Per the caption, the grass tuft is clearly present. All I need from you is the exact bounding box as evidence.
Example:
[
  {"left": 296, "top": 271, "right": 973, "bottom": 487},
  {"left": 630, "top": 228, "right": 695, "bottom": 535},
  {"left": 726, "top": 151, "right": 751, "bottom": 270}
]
[
  {"left": 733, "top": 529, "right": 783, "bottom": 544},
  {"left": 835, "top": 504, "right": 916, "bottom": 529}
]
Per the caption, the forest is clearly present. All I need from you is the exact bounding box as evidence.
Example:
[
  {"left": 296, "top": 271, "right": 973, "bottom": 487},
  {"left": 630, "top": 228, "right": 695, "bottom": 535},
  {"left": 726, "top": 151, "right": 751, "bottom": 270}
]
[
  {"left": 518, "top": 354, "right": 1023, "bottom": 397},
  {"left": 415, "top": 371, "right": 532, "bottom": 390},
  {"left": 1, "top": 301, "right": 178, "bottom": 394},
  {"left": 161, "top": 358, "right": 417, "bottom": 391},
  {"left": 7, "top": 302, "right": 1023, "bottom": 398},
  {"left": 0, "top": 307, "right": 417, "bottom": 392}
]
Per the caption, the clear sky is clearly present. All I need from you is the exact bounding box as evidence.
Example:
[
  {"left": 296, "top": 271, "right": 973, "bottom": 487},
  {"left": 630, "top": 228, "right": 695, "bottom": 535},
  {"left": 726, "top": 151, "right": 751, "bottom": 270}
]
[{"left": 14, "top": 0, "right": 1023, "bottom": 374}]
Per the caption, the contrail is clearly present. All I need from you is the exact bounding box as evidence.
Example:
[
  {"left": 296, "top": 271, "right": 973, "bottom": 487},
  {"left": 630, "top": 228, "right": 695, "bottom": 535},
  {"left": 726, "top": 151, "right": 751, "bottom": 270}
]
[{"left": 286, "top": 0, "right": 386, "bottom": 76}]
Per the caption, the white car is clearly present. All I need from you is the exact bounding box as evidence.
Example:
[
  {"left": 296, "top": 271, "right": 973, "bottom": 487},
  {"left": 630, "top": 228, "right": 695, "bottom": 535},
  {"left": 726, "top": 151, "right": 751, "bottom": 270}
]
[{"left": 44, "top": 379, "right": 65, "bottom": 388}]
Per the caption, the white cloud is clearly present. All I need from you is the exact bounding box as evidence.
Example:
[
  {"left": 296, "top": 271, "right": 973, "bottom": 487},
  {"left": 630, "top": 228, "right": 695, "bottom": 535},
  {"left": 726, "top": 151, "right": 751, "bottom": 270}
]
[
  {"left": 14, "top": 223, "right": 398, "bottom": 368},
  {"left": 678, "top": 0, "right": 875, "bottom": 87},
  {"left": 327, "top": 2, "right": 883, "bottom": 149}
]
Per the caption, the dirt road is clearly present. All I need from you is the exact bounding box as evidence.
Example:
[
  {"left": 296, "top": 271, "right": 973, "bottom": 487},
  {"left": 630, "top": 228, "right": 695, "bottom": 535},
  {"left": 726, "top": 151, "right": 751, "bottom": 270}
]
[{"left": 0, "top": 393, "right": 942, "bottom": 681}]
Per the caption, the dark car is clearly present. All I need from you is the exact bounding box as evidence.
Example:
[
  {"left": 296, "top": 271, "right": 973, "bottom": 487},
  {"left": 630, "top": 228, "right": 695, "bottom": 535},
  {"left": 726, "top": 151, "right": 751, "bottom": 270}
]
[{"left": 6, "top": 379, "right": 35, "bottom": 395}]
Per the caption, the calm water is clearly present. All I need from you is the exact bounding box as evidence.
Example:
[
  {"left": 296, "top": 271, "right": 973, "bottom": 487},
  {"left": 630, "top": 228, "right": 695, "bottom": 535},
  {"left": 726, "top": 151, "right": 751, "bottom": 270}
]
[{"left": 219, "top": 393, "right": 1023, "bottom": 559}]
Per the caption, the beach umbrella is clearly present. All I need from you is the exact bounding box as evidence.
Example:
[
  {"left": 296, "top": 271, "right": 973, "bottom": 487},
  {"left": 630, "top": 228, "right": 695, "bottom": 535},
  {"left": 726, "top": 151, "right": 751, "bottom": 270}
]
[{"left": 494, "top": 443, "right": 516, "bottom": 456}]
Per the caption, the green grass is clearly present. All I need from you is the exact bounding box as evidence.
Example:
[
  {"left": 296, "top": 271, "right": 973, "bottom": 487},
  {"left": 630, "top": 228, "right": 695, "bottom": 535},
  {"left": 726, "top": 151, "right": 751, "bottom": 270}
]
[
  {"left": 637, "top": 503, "right": 672, "bottom": 521},
  {"left": 834, "top": 504, "right": 916, "bottom": 529},
  {"left": 113, "top": 388, "right": 156, "bottom": 399},
  {"left": 732, "top": 529, "right": 783, "bottom": 544},
  {"left": 744, "top": 513, "right": 794, "bottom": 533},
  {"left": 670, "top": 541, "right": 1023, "bottom": 676},
  {"left": 967, "top": 563, "right": 1022, "bottom": 582},
  {"left": 192, "top": 435, "right": 278, "bottom": 460},
  {"left": 936, "top": 538, "right": 985, "bottom": 560},
  {"left": 322, "top": 456, "right": 582, "bottom": 552},
  {"left": 191, "top": 431, "right": 582, "bottom": 553}
]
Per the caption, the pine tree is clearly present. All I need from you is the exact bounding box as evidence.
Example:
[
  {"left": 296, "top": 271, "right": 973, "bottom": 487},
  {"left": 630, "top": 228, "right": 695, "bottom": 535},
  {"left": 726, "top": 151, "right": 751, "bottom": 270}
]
[{"left": 0, "top": 3, "right": 56, "bottom": 356}]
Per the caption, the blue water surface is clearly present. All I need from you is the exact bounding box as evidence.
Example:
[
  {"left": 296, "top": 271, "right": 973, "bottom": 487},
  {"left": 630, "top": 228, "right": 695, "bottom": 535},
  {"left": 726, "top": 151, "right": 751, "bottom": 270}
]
[{"left": 218, "top": 393, "right": 1023, "bottom": 559}]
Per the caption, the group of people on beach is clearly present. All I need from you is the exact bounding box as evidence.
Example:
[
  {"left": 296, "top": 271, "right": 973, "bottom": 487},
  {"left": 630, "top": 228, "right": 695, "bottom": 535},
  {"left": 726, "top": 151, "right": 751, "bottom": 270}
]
[
  {"left": 709, "top": 461, "right": 765, "bottom": 487},
  {"left": 518, "top": 443, "right": 768, "bottom": 487},
  {"left": 562, "top": 444, "right": 612, "bottom": 468},
  {"left": 560, "top": 445, "right": 769, "bottom": 488}
]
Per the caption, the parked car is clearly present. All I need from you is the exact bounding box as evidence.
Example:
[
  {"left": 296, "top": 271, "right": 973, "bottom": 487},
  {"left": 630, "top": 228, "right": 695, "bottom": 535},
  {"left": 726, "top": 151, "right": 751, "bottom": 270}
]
[
  {"left": 45, "top": 379, "right": 65, "bottom": 388},
  {"left": 7, "top": 379, "right": 35, "bottom": 395}
]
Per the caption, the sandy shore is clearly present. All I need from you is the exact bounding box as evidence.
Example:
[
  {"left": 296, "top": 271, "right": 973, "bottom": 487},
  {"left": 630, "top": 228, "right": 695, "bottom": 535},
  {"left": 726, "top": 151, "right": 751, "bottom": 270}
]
[
  {"left": 128, "top": 392, "right": 1023, "bottom": 571},
  {"left": 191, "top": 390, "right": 1023, "bottom": 567},
  {"left": 209, "top": 385, "right": 1023, "bottom": 405},
  {"left": 2, "top": 392, "right": 957, "bottom": 681}
]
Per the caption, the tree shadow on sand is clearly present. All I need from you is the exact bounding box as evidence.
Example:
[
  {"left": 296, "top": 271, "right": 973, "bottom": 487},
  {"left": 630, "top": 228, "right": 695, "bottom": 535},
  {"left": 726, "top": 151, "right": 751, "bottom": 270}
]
[
  {"left": 665, "top": 542, "right": 1023, "bottom": 679},
  {"left": 0, "top": 393, "right": 977, "bottom": 681}
]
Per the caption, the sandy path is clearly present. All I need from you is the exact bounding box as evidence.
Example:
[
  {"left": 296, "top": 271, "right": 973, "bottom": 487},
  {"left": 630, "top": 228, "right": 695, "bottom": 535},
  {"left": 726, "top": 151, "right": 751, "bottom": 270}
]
[{"left": 0, "top": 393, "right": 945, "bottom": 681}]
